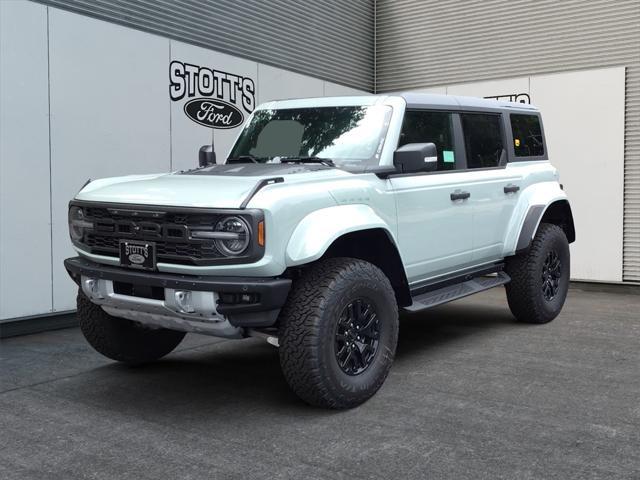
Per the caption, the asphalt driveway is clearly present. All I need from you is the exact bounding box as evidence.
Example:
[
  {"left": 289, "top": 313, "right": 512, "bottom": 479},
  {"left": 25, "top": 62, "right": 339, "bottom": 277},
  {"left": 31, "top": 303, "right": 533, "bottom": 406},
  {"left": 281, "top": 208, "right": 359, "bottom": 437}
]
[{"left": 1, "top": 285, "right": 639, "bottom": 479}]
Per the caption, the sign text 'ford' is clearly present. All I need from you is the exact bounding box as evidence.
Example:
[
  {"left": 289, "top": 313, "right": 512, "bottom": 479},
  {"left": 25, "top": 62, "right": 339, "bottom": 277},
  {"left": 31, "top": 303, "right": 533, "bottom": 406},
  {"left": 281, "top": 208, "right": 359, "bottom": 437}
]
[{"left": 184, "top": 98, "right": 244, "bottom": 129}]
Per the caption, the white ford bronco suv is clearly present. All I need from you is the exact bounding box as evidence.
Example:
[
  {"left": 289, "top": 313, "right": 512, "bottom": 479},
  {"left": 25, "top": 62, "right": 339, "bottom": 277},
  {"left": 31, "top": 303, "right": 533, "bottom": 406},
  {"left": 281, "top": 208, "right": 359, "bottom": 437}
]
[{"left": 65, "top": 93, "right": 575, "bottom": 408}]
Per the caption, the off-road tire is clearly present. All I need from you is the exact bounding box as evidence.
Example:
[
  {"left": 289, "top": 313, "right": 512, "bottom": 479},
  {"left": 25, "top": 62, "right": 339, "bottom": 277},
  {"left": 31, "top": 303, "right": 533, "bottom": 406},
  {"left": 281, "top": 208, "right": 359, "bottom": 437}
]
[
  {"left": 77, "top": 289, "right": 186, "bottom": 364},
  {"left": 505, "top": 223, "right": 570, "bottom": 324},
  {"left": 278, "top": 257, "right": 399, "bottom": 409}
]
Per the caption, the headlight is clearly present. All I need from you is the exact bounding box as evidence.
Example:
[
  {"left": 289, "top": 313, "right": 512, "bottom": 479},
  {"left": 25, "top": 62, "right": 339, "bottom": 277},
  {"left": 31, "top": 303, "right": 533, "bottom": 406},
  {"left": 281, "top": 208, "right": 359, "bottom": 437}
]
[
  {"left": 68, "top": 206, "right": 93, "bottom": 241},
  {"left": 214, "top": 216, "right": 250, "bottom": 256}
]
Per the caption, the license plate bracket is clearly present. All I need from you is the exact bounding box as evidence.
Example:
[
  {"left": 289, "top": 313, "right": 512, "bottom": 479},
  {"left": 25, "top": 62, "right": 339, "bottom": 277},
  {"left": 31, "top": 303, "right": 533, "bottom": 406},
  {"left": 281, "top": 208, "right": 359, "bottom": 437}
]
[{"left": 119, "top": 240, "right": 156, "bottom": 270}]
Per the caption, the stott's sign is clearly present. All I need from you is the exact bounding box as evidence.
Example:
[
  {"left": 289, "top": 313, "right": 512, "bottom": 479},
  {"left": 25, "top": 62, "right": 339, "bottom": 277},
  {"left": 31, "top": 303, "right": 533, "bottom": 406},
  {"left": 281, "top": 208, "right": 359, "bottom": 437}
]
[
  {"left": 169, "top": 60, "right": 255, "bottom": 129},
  {"left": 184, "top": 98, "right": 244, "bottom": 129},
  {"left": 484, "top": 93, "right": 531, "bottom": 104}
]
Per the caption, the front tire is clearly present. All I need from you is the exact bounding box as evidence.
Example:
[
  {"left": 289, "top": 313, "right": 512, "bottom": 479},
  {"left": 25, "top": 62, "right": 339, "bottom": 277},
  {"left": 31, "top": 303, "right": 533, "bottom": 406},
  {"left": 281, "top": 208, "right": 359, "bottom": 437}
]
[
  {"left": 505, "top": 223, "right": 570, "bottom": 324},
  {"left": 278, "top": 258, "right": 399, "bottom": 409},
  {"left": 77, "top": 290, "right": 186, "bottom": 364}
]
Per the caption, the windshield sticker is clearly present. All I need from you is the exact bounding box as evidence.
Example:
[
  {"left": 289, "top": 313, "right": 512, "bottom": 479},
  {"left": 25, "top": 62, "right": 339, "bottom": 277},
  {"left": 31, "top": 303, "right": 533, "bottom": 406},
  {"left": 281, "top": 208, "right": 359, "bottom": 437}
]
[{"left": 443, "top": 150, "right": 455, "bottom": 163}]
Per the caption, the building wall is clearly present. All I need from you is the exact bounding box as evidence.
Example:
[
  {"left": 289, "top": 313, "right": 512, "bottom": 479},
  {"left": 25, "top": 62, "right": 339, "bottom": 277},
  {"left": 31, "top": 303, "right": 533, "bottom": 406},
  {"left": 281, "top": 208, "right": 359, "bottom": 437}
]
[
  {"left": 0, "top": 2, "right": 366, "bottom": 321},
  {"left": 376, "top": 0, "right": 640, "bottom": 283},
  {"left": 32, "top": 0, "right": 374, "bottom": 92},
  {"left": 2, "top": 0, "right": 638, "bottom": 324},
  {"left": 0, "top": 1, "right": 52, "bottom": 321}
]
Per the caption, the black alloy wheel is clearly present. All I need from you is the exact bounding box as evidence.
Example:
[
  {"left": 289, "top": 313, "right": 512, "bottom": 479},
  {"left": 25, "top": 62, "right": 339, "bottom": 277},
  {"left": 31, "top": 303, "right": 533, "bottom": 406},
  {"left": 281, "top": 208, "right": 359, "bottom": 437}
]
[
  {"left": 541, "top": 250, "right": 562, "bottom": 301},
  {"left": 334, "top": 299, "right": 380, "bottom": 376}
]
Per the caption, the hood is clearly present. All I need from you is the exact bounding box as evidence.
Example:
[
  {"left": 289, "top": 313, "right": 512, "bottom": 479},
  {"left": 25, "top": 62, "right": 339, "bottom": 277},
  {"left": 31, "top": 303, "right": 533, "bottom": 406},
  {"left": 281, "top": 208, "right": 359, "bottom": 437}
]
[{"left": 75, "top": 164, "right": 350, "bottom": 209}]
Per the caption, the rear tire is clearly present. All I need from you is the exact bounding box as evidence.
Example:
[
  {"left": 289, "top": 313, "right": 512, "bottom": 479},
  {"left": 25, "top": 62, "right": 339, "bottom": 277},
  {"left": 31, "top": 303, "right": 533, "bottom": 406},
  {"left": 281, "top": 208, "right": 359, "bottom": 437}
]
[
  {"left": 278, "top": 258, "right": 399, "bottom": 409},
  {"left": 505, "top": 223, "right": 570, "bottom": 324},
  {"left": 77, "top": 290, "right": 186, "bottom": 364}
]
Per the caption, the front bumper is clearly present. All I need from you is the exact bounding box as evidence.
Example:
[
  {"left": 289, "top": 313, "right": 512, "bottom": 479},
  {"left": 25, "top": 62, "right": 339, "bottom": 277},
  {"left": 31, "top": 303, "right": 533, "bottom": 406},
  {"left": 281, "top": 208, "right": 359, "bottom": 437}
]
[{"left": 64, "top": 257, "right": 291, "bottom": 334}]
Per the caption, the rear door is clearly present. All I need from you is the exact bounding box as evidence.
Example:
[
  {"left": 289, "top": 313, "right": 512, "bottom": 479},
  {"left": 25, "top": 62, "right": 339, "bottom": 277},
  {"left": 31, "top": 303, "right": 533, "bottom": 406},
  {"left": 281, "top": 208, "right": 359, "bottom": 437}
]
[
  {"left": 459, "top": 112, "right": 522, "bottom": 264},
  {"left": 389, "top": 110, "right": 474, "bottom": 284}
]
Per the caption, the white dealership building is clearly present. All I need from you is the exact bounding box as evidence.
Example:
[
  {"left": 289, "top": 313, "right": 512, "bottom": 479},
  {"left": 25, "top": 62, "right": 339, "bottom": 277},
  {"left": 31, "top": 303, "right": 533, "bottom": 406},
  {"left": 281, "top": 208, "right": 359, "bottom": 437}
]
[{"left": 1, "top": 0, "right": 638, "bottom": 333}]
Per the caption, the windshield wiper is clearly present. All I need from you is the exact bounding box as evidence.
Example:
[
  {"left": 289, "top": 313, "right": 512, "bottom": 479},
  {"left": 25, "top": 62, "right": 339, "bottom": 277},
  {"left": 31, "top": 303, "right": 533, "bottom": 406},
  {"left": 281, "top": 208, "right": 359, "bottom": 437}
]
[
  {"left": 279, "top": 156, "right": 336, "bottom": 167},
  {"left": 227, "top": 155, "right": 262, "bottom": 164}
]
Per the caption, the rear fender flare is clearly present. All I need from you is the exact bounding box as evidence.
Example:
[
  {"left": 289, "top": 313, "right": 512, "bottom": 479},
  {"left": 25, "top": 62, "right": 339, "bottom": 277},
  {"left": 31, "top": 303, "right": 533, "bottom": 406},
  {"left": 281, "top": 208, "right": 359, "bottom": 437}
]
[{"left": 506, "top": 184, "right": 575, "bottom": 255}]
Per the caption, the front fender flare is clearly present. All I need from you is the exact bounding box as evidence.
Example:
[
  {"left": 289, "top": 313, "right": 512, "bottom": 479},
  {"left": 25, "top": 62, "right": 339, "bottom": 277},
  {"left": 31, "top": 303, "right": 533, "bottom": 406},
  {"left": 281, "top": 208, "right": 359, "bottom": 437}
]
[{"left": 285, "top": 204, "right": 395, "bottom": 266}]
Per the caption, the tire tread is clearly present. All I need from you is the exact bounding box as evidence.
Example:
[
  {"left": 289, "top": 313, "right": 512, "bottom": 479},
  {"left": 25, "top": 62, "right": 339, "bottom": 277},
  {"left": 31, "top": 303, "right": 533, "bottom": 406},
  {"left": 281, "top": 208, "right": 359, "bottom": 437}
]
[
  {"left": 278, "top": 257, "right": 398, "bottom": 408},
  {"left": 77, "top": 290, "right": 185, "bottom": 364},
  {"left": 505, "top": 223, "right": 569, "bottom": 324}
]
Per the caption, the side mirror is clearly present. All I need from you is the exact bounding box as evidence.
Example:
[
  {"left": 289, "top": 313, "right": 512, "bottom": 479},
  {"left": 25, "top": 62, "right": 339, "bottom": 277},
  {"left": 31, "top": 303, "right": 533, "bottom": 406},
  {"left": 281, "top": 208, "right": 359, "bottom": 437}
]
[
  {"left": 393, "top": 143, "right": 438, "bottom": 174},
  {"left": 198, "top": 145, "right": 216, "bottom": 167}
]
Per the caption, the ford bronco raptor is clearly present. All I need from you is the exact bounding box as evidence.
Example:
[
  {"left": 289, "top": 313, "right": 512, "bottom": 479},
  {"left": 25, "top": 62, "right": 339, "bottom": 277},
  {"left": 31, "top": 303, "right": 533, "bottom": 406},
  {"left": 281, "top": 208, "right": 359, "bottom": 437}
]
[{"left": 65, "top": 93, "right": 575, "bottom": 408}]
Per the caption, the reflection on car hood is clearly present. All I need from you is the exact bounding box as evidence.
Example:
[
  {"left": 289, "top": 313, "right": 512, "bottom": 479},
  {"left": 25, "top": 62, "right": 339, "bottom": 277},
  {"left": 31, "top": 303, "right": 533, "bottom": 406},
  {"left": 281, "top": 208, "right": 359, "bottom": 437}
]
[{"left": 180, "top": 163, "right": 331, "bottom": 176}]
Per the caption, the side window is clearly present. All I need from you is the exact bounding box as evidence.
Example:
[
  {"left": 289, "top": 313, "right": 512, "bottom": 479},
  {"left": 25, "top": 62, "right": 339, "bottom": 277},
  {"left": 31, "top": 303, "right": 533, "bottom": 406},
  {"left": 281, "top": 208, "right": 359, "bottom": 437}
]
[
  {"left": 461, "top": 113, "right": 504, "bottom": 169},
  {"left": 511, "top": 114, "right": 544, "bottom": 157},
  {"left": 398, "top": 111, "right": 457, "bottom": 171}
]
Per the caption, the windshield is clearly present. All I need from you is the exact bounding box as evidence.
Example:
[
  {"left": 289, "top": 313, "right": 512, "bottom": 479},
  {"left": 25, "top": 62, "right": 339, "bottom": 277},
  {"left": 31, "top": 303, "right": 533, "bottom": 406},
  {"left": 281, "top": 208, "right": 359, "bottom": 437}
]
[{"left": 228, "top": 105, "right": 392, "bottom": 168}]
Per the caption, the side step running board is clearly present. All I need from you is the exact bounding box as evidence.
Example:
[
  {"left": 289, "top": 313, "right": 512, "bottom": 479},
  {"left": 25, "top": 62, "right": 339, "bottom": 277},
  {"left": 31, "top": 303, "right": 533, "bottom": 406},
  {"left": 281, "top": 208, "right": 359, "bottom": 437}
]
[{"left": 404, "top": 272, "right": 511, "bottom": 313}]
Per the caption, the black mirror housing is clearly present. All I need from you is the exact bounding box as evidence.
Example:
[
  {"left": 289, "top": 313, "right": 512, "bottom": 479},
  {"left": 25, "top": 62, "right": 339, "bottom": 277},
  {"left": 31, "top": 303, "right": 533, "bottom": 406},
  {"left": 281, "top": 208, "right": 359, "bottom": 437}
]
[
  {"left": 199, "top": 145, "right": 216, "bottom": 167},
  {"left": 393, "top": 143, "right": 438, "bottom": 174}
]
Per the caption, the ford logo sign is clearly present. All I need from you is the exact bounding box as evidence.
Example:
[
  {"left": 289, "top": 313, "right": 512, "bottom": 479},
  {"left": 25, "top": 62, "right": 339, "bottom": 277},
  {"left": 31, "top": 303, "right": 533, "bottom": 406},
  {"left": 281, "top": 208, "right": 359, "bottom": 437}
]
[
  {"left": 184, "top": 98, "right": 244, "bottom": 129},
  {"left": 128, "top": 253, "right": 146, "bottom": 265}
]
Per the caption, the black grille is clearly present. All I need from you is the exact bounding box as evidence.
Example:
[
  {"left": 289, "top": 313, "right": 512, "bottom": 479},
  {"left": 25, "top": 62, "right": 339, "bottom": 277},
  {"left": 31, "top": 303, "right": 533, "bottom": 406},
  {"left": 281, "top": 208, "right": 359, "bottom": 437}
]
[{"left": 79, "top": 206, "right": 234, "bottom": 265}]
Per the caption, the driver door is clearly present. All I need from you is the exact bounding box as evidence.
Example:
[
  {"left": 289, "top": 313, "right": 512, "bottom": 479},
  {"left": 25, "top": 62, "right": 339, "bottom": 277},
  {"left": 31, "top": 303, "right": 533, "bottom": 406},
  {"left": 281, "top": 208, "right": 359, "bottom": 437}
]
[{"left": 390, "top": 110, "right": 474, "bottom": 285}]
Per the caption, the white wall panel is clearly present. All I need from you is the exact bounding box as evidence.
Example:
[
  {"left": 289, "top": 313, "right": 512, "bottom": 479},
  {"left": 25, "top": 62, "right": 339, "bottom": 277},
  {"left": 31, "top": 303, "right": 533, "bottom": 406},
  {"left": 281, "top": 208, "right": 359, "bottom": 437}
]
[
  {"left": 258, "top": 64, "right": 324, "bottom": 104},
  {"left": 531, "top": 67, "right": 626, "bottom": 282},
  {"left": 0, "top": 1, "right": 52, "bottom": 320},
  {"left": 48, "top": 9, "right": 170, "bottom": 312},
  {"left": 170, "top": 41, "right": 258, "bottom": 171}
]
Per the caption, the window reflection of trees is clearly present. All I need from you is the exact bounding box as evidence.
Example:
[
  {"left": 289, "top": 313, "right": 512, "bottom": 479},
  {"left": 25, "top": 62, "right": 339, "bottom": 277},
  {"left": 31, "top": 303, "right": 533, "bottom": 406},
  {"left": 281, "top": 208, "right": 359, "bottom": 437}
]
[{"left": 231, "top": 107, "right": 365, "bottom": 160}]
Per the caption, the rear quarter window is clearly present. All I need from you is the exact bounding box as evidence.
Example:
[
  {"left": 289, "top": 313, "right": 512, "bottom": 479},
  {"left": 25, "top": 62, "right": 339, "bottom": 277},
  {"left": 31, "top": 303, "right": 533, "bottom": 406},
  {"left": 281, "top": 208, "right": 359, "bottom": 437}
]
[
  {"left": 511, "top": 114, "right": 544, "bottom": 157},
  {"left": 460, "top": 113, "right": 504, "bottom": 169}
]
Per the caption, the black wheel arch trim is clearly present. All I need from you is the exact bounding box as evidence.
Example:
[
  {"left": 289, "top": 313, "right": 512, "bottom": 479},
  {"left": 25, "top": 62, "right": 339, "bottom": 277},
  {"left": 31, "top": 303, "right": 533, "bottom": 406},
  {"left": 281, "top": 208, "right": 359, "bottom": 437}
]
[
  {"left": 516, "top": 200, "right": 575, "bottom": 254},
  {"left": 321, "top": 228, "right": 412, "bottom": 307}
]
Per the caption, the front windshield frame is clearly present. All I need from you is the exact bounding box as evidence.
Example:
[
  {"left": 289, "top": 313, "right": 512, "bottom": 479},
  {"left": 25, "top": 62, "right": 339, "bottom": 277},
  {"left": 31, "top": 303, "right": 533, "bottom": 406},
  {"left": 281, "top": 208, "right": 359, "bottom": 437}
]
[{"left": 227, "top": 105, "right": 393, "bottom": 170}]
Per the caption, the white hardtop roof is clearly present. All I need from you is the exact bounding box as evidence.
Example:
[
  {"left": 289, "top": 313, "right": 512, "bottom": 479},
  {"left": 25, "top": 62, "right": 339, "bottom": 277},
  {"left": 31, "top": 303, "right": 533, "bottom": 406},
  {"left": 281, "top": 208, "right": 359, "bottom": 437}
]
[
  {"left": 399, "top": 92, "right": 538, "bottom": 111},
  {"left": 257, "top": 92, "right": 538, "bottom": 112}
]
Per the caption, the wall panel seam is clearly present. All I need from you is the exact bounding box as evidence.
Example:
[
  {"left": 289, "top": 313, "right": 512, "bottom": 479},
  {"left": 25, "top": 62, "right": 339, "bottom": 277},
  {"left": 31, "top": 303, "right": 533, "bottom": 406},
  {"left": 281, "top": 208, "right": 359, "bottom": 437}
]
[{"left": 46, "top": 6, "right": 54, "bottom": 313}]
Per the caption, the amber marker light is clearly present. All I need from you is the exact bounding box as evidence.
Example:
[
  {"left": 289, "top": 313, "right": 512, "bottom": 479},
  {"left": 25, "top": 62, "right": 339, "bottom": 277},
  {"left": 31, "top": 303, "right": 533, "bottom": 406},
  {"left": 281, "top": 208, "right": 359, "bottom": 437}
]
[{"left": 257, "top": 220, "right": 265, "bottom": 247}]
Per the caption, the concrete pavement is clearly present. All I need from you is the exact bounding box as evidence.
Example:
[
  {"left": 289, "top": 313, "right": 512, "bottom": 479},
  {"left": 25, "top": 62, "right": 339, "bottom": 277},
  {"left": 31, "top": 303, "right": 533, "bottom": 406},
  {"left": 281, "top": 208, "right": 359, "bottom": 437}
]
[{"left": 1, "top": 285, "right": 639, "bottom": 479}]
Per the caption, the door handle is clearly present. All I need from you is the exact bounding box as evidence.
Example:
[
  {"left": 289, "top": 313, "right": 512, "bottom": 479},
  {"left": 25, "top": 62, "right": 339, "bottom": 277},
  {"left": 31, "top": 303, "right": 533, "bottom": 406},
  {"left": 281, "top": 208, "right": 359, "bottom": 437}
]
[
  {"left": 450, "top": 190, "right": 471, "bottom": 201},
  {"left": 504, "top": 184, "right": 520, "bottom": 194}
]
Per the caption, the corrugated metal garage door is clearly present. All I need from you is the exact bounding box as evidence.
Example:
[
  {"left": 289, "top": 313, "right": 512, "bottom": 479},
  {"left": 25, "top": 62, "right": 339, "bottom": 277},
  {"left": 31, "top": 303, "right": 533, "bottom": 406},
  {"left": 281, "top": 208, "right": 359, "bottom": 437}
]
[
  {"left": 33, "top": 0, "right": 374, "bottom": 92},
  {"left": 376, "top": 0, "right": 640, "bottom": 282}
]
